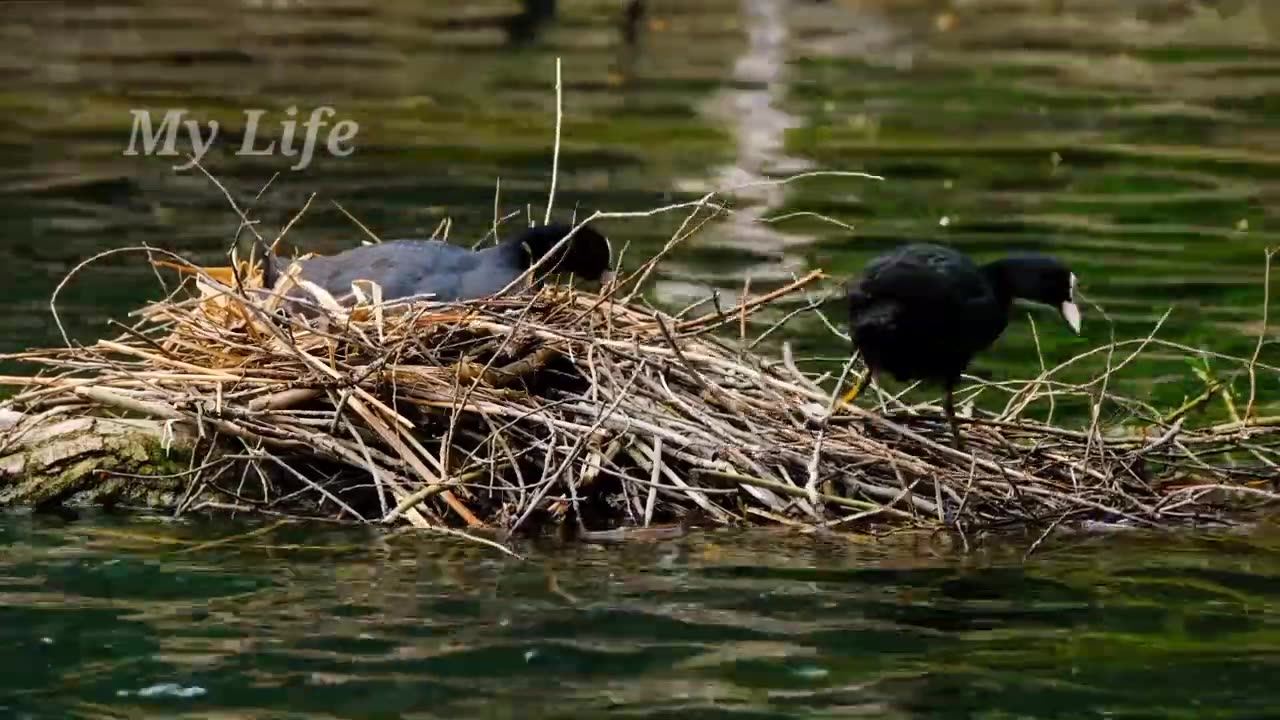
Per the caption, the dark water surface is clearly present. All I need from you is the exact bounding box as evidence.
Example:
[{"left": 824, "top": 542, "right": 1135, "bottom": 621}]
[
  {"left": 3, "top": 0, "right": 1280, "bottom": 716},
  {"left": 4, "top": 513, "right": 1280, "bottom": 719}
]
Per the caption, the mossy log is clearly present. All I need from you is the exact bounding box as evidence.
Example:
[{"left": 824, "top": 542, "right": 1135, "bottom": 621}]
[{"left": 0, "top": 412, "right": 202, "bottom": 510}]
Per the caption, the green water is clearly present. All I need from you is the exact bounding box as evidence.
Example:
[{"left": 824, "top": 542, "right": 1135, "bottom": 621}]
[
  {"left": 3, "top": 0, "right": 1280, "bottom": 716},
  {"left": 4, "top": 513, "right": 1280, "bottom": 719}
]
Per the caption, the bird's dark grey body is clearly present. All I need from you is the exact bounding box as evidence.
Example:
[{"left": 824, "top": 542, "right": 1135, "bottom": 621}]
[
  {"left": 290, "top": 239, "right": 531, "bottom": 303},
  {"left": 261, "top": 223, "right": 613, "bottom": 308}
]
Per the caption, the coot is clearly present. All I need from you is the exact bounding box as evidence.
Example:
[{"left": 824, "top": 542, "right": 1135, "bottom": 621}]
[
  {"left": 262, "top": 222, "right": 614, "bottom": 307},
  {"left": 842, "top": 243, "right": 1081, "bottom": 449}
]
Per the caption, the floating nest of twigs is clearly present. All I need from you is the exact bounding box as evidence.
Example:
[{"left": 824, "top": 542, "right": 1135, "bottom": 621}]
[{"left": 0, "top": 243, "right": 1278, "bottom": 544}]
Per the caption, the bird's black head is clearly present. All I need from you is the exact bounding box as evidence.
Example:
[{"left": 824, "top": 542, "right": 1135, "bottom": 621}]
[
  {"left": 983, "top": 254, "right": 1081, "bottom": 334},
  {"left": 517, "top": 223, "right": 615, "bottom": 284}
]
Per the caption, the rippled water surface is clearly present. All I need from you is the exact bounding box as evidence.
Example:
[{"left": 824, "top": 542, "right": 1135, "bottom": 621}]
[
  {"left": 4, "top": 514, "right": 1280, "bottom": 719},
  {"left": 3, "top": 0, "right": 1280, "bottom": 716}
]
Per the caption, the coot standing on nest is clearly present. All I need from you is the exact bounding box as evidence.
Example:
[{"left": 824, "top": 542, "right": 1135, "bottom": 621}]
[
  {"left": 261, "top": 222, "right": 615, "bottom": 306},
  {"left": 842, "top": 243, "right": 1081, "bottom": 449}
]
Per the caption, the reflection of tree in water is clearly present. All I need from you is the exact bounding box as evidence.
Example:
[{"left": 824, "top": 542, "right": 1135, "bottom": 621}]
[
  {"left": 508, "top": 0, "right": 651, "bottom": 47},
  {"left": 623, "top": 0, "right": 645, "bottom": 45},
  {"left": 429, "top": 0, "right": 647, "bottom": 48},
  {"left": 427, "top": 0, "right": 558, "bottom": 46},
  {"left": 505, "top": 0, "right": 557, "bottom": 45},
  {"left": 496, "top": 0, "right": 843, "bottom": 49}
]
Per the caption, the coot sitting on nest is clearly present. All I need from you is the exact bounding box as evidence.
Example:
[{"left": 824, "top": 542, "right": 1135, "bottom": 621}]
[
  {"left": 262, "top": 222, "right": 615, "bottom": 306},
  {"left": 842, "top": 243, "right": 1081, "bottom": 449}
]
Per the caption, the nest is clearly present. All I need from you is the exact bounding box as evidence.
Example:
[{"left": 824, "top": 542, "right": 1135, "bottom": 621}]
[{"left": 1, "top": 235, "right": 1278, "bottom": 547}]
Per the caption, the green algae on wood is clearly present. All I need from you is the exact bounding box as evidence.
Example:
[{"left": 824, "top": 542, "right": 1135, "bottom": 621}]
[{"left": 0, "top": 416, "right": 197, "bottom": 509}]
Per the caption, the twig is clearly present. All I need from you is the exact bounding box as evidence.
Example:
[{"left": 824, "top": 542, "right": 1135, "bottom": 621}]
[{"left": 546, "top": 56, "right": 563, "bottom": 226}]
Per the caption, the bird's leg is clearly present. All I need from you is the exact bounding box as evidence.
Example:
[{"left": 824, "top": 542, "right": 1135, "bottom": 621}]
[
  {"left": 943, "top": 383, "right": 966, "bottom": 451},
  {"left": 839, "top": 369, "right": 874, "bottom": 408}
]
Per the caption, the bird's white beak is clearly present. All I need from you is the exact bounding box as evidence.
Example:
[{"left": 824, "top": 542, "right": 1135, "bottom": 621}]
[
  {"left": 1060, "top": 272, "right": 1082, "bottom": 334},
  {"left": 1060, "top": 300, "right": 1082, "bottom": 334},
  {"left": 599, "top": 270, "right": 617, "bottom": 285}
]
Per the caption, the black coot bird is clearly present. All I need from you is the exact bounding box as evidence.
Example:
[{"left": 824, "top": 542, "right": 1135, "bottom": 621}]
[
  {"left": 262, "top": 222, "right": 614, "bottom": 307},
  {"left": 842, "top": 243, "right": 1081, "bottom": 449}
]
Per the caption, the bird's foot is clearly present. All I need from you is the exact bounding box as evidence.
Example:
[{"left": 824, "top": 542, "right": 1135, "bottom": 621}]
[
  {"left": 942, "top": 387, "right": 967, "bottom": 453},
  {"left": 838, "top": 371, "right": 873, "bottom": 410},
  {"left": 946, "top": 421, "right": 969, "bottom": 453}
]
